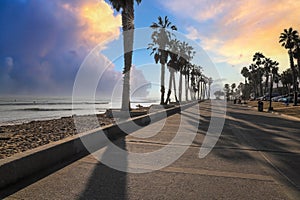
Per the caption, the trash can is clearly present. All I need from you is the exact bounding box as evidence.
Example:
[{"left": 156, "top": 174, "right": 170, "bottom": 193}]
[{"left": 258, "top": 101, "right": 263, "bottom": 112}]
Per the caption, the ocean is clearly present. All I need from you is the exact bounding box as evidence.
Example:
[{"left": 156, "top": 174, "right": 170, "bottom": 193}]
[{"left": 0, "top": 96, "right": 159, "bottom": 125}]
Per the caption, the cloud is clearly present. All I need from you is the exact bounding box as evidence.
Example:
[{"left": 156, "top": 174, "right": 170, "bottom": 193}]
[
  {"left": 162, "top": 0, "right": 300, "bottom": 71},
  {"left": 0, "top": 0, "right": 124, "bottom": 95}
]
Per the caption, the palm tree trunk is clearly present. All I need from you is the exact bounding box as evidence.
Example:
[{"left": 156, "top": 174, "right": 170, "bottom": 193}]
[
  {"left": 253, "top": 80, "right": 257, "bottom": 98},
  {"left": 165, "top": 68, "right": 173, "bottom": 104},
  {"left": 199, "top": 81, "right": 202, "bottom": 100},
  {"left": 160, "top": 62, "right": 166, "bottom": 105},
  {"left": 172, "top": 72, "right": 178, "bottom": 102},
  {"left": 259, "top": 82, "right": 263, "bottom": 97},
  {"left": 190, "top": 77, "right": 194, "bottom": 100},
  {"left": 179, "top": 70, "right": 183, "bottom": 102},
  {"left": 297, "top": 57, "right": 300, "bottom": 90},
  {"left": 206, "top": 84, "right": 209, "bottom": 99},
  {"left": 265, "top": 74, "right": 269, "bottom": 95},
  {"left": 202, "top": 82, "right": 205, "bottom": 100},
  {"left": 197, "top": 81, "right": 200, "bottom": 100},
  {"left": 121, "top": 4, "right": 134, "bottom": 111},
  {"left": 185, "top": 74, "right": 188, "bottom": 101},
  {"left": 268, "top": 74, "right": 274, "bottom": 111},
  {"left": 289, "top": 50, "right": 298, "bottom": 105},
  {"left": 208, "top": 83, "right": 211, "bottom": 99}
]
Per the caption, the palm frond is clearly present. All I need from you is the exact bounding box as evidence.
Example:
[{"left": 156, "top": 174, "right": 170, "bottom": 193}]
[
  {"left": 135, "top": 0, "right": 142, "bottom": 5},
  {"left": 158, "top": 16, "right": 163, "bottom": 26}
]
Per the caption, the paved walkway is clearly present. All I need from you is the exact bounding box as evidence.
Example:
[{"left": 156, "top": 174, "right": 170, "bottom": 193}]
[{"left": 1, "top": 101, "right": 300, "bottom": 199}]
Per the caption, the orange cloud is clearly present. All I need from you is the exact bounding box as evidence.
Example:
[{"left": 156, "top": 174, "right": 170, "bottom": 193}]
[
  {"left": 165, "top": 0, "right": 300, "bottom": 72},
  {"left": 61, "top": 0, "right": 121, "bottom": 49}
]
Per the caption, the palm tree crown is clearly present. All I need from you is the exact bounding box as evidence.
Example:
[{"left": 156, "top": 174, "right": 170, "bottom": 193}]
[{"left": 148, "top": 16, "right": 177, "bottom": 104}]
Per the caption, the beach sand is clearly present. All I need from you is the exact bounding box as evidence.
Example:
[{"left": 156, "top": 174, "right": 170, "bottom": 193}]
[{"left": 0, "top": 114, "right": 115, "bottom": 159}]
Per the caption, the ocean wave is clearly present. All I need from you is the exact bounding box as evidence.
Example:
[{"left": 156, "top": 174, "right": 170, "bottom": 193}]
[
  {"left": 0, "top": 102, "right": 110, "bottom": 106},
  {"left": 20, "top": 108, "right": 75, "bottom": 111}
]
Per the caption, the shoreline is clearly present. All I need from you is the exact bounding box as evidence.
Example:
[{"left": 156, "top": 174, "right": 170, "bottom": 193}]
[
  {"left": 0, "top": 112, "right": 107, "bottom": 127},
  {"left": 0, "top": 106, "right": 152, "bottom": 160}
]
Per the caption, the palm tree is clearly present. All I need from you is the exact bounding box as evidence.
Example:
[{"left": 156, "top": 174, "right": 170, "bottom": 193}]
[
  {"left": 253, "top": 52, "right": 265, "bottom": 65},
  {"left": 281, "top": 69, "right": 293, "bottom": 94},
  {"left": 292, "top": 37, "right": 300, "bottom": 80},
  {"left": 190, "top": 64, "right": 201, "bottom": 100},
  {"left": 108, "top": 0, "right": 142, "bottom": 111},
  {"left": 178, "top": 42, "right": 189, "bottom": 102},
  {"left": 195, "top": 68, "right": 202, "bottom": 100},
  {"left": 262, "top": 58, "right": 272, "bottom": 94},
  {"left": 268, "top": 59, "right": 279, "bottom": 111},
  {"left": 253, "top": 52, "right": 265, "bottom": 96},
  {"left": 224, "top": 84, "right": 230, "bottom": 100},
  {"left": 248, "top": 63, "right": 262, "bottom": 98},
  {"left": 274, "top": 74, "right": 281, "bottom": 93},
  {"left": 148, "top": 16, "right": 177, "bottom": 105},
  {"left": 184, "top": 62, "right": 193, "bottom": 101},
  {"left": 241, "top": 66, "right": 250, "bottom": 84},
  {"left": 231, "top": 83, "right": 236, "bottom": 99},
  {"left": 177, "top": 42, "right": 195, "bottom": 102},
  {"left": 279, "top": 27, "right": 299, "bottom": 105},
  {"left": 200, "top": 75, "right": 208, "bottom": 100},
  {"left": 165, "top": 38, "right": 180, "bottom": 104}
]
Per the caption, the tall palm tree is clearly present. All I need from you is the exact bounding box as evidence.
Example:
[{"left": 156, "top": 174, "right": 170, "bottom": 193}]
[
  {"left": 148, "top": 16, "right": 177, "bottom": 105},
  {"left": 177, "top": 41, "right": 189, "bottom": 102},
  {"left": 190, "top": 64, "right": 200, "bottom": 100},
  {"left": 263, "top": 58, "right": 272, "bottom": 94},
  {"left": 268, "top": 59, "right": 279, "bottom": 111},
  {"left": 177, "top": 42, "right": 195, "bottom": 102},
  {"left": 195, "top": 68, "right": 202, "bottom": 100},
  {"left": 292, "top": 37, "right": 300, "bottom": 80},
  {"left": 108, "top": 0, "right": 142, "bottom": 111},
  {"left": 253, "top": 52, "right": 265, "bottom": 96},
  {"left": 279, "top": 27, "right": 299, "bottom": 105},
  {"left": 248, "top": 63, "right": 263, "bottom": 97},
  {"left": 165, "top": 38, "right": 180, "bottom": 104},
  {"left": 184, "top": 62, "right": 193, "bottom": 101}
]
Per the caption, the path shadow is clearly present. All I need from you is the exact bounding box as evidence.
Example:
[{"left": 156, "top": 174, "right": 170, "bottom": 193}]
[{"left": 78, "top": 138, "right": 127, "bottom": 199}]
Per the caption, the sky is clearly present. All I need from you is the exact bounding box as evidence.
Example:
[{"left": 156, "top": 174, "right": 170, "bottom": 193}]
[{"left": 1, "top": 0, "right": 300, "bottom": 98}]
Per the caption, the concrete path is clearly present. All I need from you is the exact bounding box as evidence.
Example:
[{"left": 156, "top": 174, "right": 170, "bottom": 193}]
[{"left": 1, "top": 101, "right": 300, "bottom": 199}]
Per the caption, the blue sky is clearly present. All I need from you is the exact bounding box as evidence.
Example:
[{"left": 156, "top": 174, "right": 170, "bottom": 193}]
[{"left": 1, "top": 0, "right": 300, "bottom": 97}]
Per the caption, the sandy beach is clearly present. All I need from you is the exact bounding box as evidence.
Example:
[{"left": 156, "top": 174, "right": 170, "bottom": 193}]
[{"left": 0, "top": 114, "right": 115, "bottom": 159}]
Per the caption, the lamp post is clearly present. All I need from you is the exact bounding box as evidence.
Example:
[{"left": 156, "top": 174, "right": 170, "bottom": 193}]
[{"left": 268, "top": 73, "right": 273, "bottom": 111}]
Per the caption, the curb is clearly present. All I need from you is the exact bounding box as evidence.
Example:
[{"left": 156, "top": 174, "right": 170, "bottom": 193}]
[
  {"left": 270, "top": 111, "right": 300, "bottom": 122},
  {"left": 0, "top": 101, "right": 199, "bottom": 189},
  {"left": 242, "top": 104, "right": 300, "bottom": 122}
]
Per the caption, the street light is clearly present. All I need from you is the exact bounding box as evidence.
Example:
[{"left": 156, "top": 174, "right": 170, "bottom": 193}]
[{"left": 268, "top": 73, "right": 273, "bottom": 112}]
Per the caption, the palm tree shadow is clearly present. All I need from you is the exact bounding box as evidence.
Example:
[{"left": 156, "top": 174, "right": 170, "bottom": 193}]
[{"left": 79, "top": 138, "right": 128, "bottom": 200}]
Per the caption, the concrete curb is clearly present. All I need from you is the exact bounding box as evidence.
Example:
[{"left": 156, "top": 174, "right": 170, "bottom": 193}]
[
  {"left": 241, "top": 104, "right": 300, "bottom": 122},
  {"left": 0, "top": 101, "right": 199, "bottom": 189},
  {"left": 270, "top": 111, "right": 300, "bottom": 122}
]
